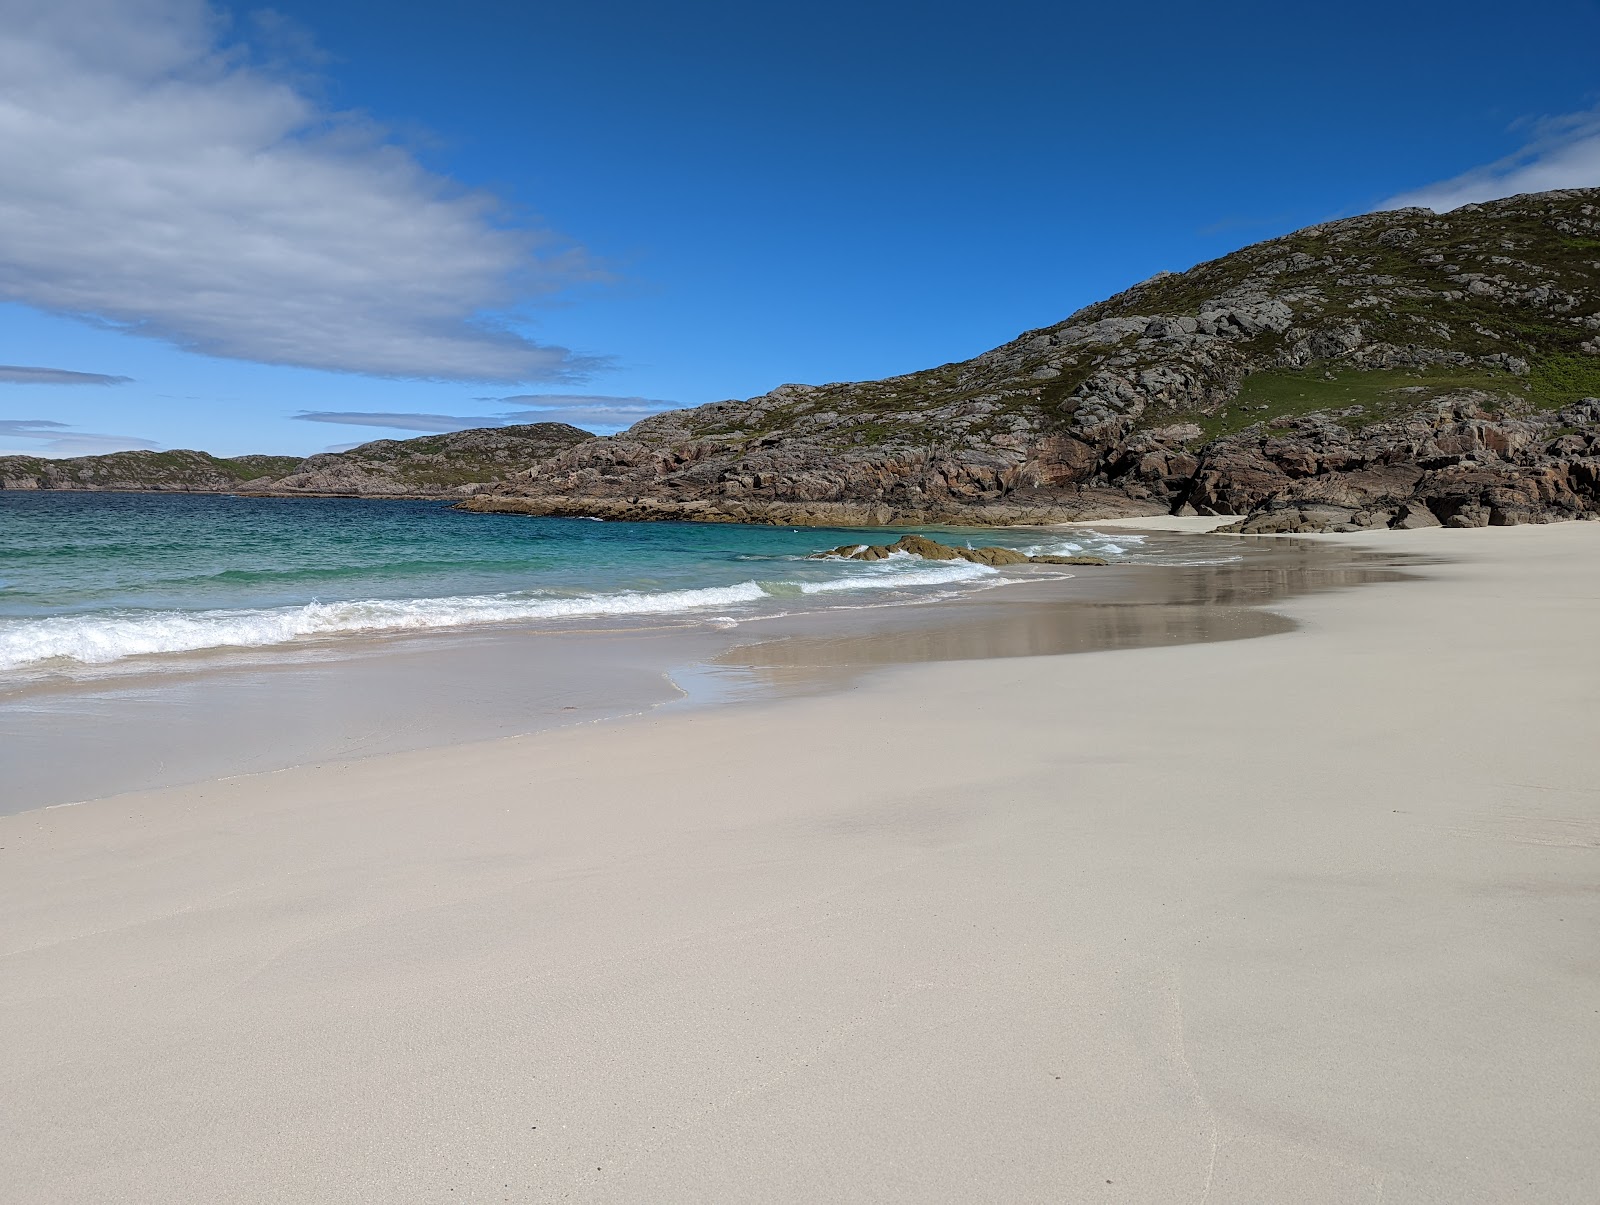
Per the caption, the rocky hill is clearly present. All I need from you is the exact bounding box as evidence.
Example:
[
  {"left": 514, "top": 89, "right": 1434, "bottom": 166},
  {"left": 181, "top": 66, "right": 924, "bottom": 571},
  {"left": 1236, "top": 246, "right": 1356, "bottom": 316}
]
[
  {"left": 0, "top": 423, "right": 592, "bottom": 497},
  {"left": 247, "top": 423, "right": 591, "bottom": 496},
  {"left": 463, "top": 188, "right": 1600, "bottom": 529},
  {"left": 0, "top": 449, "right": 303, "bottom": 493}
]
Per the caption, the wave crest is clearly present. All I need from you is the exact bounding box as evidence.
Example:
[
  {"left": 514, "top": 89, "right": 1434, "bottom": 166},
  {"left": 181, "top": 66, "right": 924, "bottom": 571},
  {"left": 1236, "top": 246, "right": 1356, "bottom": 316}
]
[{"left": 0, "top": 554, "right": 1003, "bottom": 670}]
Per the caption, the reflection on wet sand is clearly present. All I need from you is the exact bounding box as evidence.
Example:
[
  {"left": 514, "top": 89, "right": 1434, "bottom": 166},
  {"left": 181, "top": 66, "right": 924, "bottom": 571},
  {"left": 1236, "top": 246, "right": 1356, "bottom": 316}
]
[
  {"left": 698, "top": 540, "right": 1417, "bottom": 695},
  {"left": 3, "top": 535, "right": 1424, "bottom": 811}
]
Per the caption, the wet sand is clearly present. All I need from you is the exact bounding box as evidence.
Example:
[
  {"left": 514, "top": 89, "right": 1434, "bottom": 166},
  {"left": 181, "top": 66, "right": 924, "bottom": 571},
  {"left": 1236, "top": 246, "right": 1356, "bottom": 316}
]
[
  {"left": 2, "top": 537, "right": 1404, "bottom": 813},
  {"left": 2, "top": 525, "right": 1597, "bottom": 1202},
  {"left": 710, "top": 543, "right": 1408, "bottom": 676},
  {"left": 1, "top": 625, "right": 732, "bottom": 813}
]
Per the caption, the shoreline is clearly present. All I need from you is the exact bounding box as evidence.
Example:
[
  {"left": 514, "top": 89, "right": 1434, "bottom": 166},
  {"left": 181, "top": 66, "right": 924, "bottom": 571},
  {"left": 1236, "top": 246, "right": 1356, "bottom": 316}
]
[
  {"left": 2, "top": 524, "right": 1597, "bottom": 1199},
  {"left": 2, "top": 535, "right": 1405, "bottom": 815},
  {"left": 3, "top": 523, "right": 1596, "bottom": 1201}
]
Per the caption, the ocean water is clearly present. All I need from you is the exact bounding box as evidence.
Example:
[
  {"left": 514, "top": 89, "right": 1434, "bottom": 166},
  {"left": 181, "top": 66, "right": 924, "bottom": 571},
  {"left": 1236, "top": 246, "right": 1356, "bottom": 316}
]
[{"left": 0, "top": 491, "right": 1174, "bottom": 678}]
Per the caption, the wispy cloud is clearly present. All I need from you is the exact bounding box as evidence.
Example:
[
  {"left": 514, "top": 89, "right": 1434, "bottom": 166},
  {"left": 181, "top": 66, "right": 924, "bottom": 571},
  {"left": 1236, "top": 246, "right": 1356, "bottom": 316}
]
[
  {"left": 294, "top": 411, "right": 504, "bottom": 434},
  {"left": 1381, "top": 106, "right": 1600, "bottom": 212},
  {"left": 0, "top": 363, "right": 131, "bottom": 385},
  {"left": 294, "top": 394, "right": 678, "bottom": 437},
  {"left": 493, "top": 393, "right": 677, "bottom": 432},
  {"left": 0, "top": 0, "right": 600, "bottom": 381},
  {"left": 0, "top": 417, "right": 160, "bottom": 457}
]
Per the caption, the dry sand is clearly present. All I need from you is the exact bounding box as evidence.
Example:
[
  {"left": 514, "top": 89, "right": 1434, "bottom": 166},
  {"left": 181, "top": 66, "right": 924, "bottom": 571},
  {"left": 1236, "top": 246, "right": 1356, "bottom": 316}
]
[{"left": 2, "top": 524, "right": 1597, "bottom": 1203}]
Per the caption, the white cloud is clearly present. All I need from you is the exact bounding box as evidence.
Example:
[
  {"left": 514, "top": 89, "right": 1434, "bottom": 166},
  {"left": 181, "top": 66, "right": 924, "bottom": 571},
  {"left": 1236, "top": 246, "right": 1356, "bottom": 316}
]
[
  {"left": 0, "top": 0, "right": 596, "bottom": 381},
  {"left": 0, "top": 417, "right": 159, "bottom": 456},
  {"left": 1381, "top": 107, "right": 1600, "bottom": 212},
  {"left": 495, "top": 394, "right": 677, "bottom": 432},
  {"left": 0, "top": 363, "right": 131, "bottom": 385},
  {"left": 294, "top": 394, "right": 677, "bottom": 436},
  {"left": 295, "top": 411, "right": 503, "bottom": 434}
]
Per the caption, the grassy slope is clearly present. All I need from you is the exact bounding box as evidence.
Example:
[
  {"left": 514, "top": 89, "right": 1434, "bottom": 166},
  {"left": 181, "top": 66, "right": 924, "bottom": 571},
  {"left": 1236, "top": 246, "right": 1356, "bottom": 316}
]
[{"left": 1116, "top": 198, "right": 1600, "bottom": 436}]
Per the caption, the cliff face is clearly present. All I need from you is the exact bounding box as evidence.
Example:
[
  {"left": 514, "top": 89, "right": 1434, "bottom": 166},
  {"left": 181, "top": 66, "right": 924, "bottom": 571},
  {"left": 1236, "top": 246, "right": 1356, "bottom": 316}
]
[
  {"left": 464, "top": 188, "right": 1600, "bottom": 528},
  {"left": 0, "top": 423, "right": 592, "bottom": 498}
]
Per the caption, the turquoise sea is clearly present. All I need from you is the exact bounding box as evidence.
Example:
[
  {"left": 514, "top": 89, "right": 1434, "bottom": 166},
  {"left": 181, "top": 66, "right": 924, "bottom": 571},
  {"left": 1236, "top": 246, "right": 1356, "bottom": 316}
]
[{"left": 0, "top": 492, "right": 1189, "bottom": 678}]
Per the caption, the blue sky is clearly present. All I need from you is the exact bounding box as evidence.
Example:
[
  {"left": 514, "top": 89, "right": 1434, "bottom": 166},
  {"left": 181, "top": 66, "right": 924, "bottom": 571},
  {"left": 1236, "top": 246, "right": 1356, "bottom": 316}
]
[{"left": 3, "top": 0, "right": 1599, "bottom": 458}]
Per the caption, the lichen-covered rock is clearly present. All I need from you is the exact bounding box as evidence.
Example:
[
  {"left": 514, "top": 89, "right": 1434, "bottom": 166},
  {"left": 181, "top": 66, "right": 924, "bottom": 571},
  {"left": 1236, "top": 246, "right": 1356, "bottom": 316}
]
[{"left": 1184, "top": 398, "right": 1600, "bottom": 528}]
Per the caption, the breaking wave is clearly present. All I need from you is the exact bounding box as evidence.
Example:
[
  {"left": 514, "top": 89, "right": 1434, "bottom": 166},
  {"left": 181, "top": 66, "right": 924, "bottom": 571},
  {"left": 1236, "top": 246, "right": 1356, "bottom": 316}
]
[{"left": 0, "top": 556, "right": 1000, "bottom": 671}]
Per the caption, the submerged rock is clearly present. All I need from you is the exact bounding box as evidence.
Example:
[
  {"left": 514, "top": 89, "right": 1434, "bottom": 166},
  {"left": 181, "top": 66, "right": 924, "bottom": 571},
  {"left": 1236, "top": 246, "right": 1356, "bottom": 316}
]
[{"left": 810, "top": 534, "right": 1108, "bottom": 566}]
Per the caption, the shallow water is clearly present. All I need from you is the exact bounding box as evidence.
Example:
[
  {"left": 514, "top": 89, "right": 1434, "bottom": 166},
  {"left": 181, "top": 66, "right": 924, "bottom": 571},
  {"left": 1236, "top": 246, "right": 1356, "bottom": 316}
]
[
  {"left": 0, "top": 492, "right": 1222, "bottom": 680},
  {"left": 0, "top": 530, "right": 1415, "bottom": 814}
]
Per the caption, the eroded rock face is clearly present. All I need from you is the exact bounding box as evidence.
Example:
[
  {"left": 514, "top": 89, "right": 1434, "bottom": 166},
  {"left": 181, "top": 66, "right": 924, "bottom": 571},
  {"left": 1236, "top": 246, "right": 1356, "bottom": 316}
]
[
  {"left": 1203, "top": 398, "right": 1600, "bottom": 531},
  {"left": 809, "top": 534, "right": 1108, "bottom": 566}
]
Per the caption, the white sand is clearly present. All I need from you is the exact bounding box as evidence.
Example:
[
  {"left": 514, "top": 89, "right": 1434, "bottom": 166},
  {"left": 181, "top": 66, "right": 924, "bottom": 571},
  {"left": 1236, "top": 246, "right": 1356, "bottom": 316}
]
[{"left": 3, "top": 524, "right": 1597, "bottom": 1203}]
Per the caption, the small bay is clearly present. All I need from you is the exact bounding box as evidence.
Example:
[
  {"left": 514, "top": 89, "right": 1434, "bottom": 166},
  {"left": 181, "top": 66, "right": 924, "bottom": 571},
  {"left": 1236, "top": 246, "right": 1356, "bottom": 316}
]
[{"left": 0, "top": 491, "right": 1188, "bottom": 678}]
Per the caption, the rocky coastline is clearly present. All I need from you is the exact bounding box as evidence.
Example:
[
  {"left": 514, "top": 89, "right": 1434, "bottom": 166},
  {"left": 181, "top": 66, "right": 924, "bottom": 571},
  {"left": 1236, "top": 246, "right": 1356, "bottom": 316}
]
[
  {"left": 8, "top": 190, "right": 1599, "bottom": 533},
  {"left": 464, "top": 189, "right": 1600, "bottom": 531}
]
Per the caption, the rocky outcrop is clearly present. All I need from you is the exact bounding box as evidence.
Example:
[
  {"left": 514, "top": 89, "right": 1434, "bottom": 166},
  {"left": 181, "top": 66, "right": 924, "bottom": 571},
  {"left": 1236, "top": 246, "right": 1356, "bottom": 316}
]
[
  {"left": 0, "top": 423, "right": 591, "bottom": 497},
  {"left": 465, "top": 189, "right": 1600, "bottom": 528},
  {"left": 1202, "top": 397, "right": 1600, "bottom": 531},
  {"left": 809, "top": 533, "right": 1108, "bottom": 566}
]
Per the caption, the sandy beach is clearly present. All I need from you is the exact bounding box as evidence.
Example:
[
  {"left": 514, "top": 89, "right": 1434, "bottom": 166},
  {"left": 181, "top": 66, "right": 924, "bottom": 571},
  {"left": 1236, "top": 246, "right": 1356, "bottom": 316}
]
[{"left": 3, "top": 524, "right": 1597, "bottom": 1202}]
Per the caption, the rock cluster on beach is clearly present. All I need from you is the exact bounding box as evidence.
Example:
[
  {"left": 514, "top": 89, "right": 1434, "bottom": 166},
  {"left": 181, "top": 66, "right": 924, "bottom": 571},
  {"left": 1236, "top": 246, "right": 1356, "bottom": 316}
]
[{"left": 810, "top": 533, "right": 1108, "bottom": 566}]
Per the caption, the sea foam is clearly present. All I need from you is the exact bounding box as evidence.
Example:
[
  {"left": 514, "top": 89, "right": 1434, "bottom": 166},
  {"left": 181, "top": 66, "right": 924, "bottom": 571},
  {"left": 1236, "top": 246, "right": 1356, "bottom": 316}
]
[
  {"left": 0, "top": 555, "right": 999, "bottom": 670},
  {"left": 797, "top": 553, "right": 995, "bottom": 593},
  {"left": 0, "top": 583, "right": 772, "bottom": 670}
]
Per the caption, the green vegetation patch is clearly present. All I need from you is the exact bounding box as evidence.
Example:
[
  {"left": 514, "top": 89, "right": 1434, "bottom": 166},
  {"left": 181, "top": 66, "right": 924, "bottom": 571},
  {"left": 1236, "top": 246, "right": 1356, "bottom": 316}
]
[
  {"left": 1238, "top": 363, "right": 1523, "bottom": 418},
  {"left": 1527, "top": 354, "right": 1600, "bottom": 407},
  {"left": 1183, "top": 356, "right": 1600, "bottom": 441}
]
